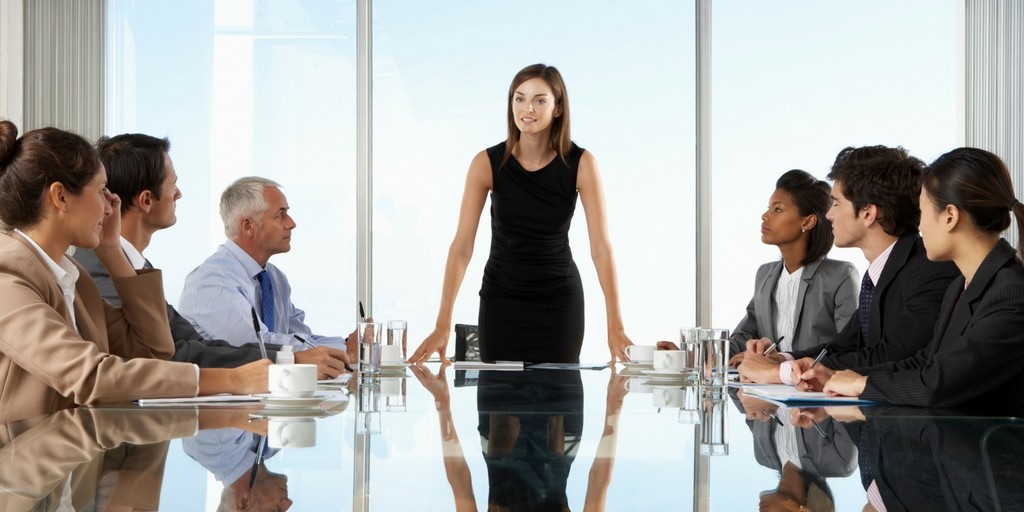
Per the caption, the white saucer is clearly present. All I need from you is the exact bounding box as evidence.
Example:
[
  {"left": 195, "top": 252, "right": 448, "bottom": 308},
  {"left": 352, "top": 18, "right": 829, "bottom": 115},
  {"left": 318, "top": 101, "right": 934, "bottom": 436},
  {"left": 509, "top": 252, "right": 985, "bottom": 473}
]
[
  {"left": 380, "top": 361, "right": 408, "bottom": 369},
  {"left": 641, "top": 369, "right": 692, "bottom": 381},
  {"left": 622, "top": 361, "right": 654, "bottom": 368},
  {"left": 252, "top": 393, "right": 328, "bottom": 409}
]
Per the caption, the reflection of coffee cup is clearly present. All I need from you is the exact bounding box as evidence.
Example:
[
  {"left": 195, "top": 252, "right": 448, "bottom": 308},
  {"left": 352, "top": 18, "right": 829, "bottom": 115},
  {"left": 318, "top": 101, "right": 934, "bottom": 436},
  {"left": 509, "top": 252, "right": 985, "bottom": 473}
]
[
  {"left": 268, "top": 417, "right": 316, "bottom": 448},
  {"left": 653, "top": 387, "right": 685, "bottom": 407},
  {"left": 380, "top": 345, "right": 403, "bottom": 364},
  {"left": 381, "top": 376, "right": 404, "bottom": 397},
  {"left": 624, "top": 376, "right": 653, "bottom": 393},
  {"left": 269, "top": 364, "right": 317, "bottom": 398},
  {"left": 625, "top": 345, "right": 656, "bottom": 363},
  {"left": 653, "top": 350, "right": 686, "bottom": 370}
]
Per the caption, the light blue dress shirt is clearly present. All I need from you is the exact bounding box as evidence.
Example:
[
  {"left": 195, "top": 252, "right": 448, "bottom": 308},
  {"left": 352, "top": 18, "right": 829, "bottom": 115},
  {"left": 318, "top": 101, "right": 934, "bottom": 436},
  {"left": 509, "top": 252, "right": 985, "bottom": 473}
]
[{"left": 178, "top": 240, "right": 346, "bottom": 349}]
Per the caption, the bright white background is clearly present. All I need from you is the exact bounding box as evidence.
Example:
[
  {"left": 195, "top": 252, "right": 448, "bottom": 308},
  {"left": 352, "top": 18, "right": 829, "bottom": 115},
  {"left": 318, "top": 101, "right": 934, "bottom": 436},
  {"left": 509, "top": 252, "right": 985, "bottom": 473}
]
[
  {"left": 104, "top": 1, "right": 957, "bottom": 510},
  {"left": 104, "top": 0, "right": 957, "bottom": 366}
]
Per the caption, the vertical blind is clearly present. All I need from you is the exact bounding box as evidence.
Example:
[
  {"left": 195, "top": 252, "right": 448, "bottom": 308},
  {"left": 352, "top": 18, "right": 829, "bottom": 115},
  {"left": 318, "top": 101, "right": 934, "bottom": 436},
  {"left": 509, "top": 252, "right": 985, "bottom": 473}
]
[
  {"left": 965, "top": 0, "right": 1024, "bottom": 246},
  {"left": 23, "top": 0, "right": 104, "bottom": 141}
]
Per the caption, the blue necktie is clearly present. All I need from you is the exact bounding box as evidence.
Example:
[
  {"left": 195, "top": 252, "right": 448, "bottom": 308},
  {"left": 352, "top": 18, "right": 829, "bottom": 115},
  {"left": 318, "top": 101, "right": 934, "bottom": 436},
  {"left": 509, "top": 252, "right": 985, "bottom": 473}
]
[
  {"left": 256, "top": 270, "right": 275, "bottom": 332},
  {"left": 859, "top": 271, "right": 874, "bottom": 346}
]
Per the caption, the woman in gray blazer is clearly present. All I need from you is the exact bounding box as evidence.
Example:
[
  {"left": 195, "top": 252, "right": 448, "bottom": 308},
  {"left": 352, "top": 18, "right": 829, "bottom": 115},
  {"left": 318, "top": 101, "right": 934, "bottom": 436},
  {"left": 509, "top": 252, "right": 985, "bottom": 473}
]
[{"left": 729, "top": 170, "right": 859, "bottom": 359}]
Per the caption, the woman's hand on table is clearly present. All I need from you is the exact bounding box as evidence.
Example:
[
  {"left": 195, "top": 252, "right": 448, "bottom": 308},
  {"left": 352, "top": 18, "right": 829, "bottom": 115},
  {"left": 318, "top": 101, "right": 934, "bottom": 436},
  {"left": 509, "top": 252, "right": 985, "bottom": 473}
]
[
  {"left": 607, "top": 329, "right": 632, "bottom": 363},
  {"left": 822, "top": 370, "right": 867, "bottom": 398},
  {"left": 409, "top": 327, "right": 451, "bottom": 364}
]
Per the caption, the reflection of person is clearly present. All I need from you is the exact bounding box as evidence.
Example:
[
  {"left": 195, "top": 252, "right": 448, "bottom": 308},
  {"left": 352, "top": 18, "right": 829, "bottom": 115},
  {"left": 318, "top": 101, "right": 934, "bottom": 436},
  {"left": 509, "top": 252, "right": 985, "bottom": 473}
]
[
  {"left": 817, "top": 148, "right": 1024, "bottom": 412},
  {"left": 739, "top": 146, "right": 958, "bottom": 385},
  {"left": 861, "top": 407, "right": 1024, "bottom": 511},
  {"left": 410, "top": 365, "right": 624, "bottom": 511},
  {"left": 178, "top": 177, "right": 354, "bottom": 354},
  {"left": 732, "top": 392, "right": 856, "bottom": 480},
  {"left": 74, "top": 134, "right": 348, "bottom": 377},
  {"left": 758, "top": 461, "right": 836, "bottom": 512},
  {"left": 410, "top": 64, "right": 633, "bottom": 364},
  {"left": 728, "top": 170, "right": 858, "bottom": 361},
  {"left": 0, "top": 121, "right": 268, "bottom": 422},
  {"left": 183, "top": 427, "right": 293, "bottom": 512},
  {"left": 0, "top": 407, "right": 200, "bottom": 511}
]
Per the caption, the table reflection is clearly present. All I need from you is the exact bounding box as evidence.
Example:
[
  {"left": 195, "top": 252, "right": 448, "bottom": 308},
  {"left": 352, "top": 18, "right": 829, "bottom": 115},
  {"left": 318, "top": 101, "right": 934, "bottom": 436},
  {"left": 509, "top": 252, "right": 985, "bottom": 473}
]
[
  {"left": 0, "top": 407, "right": 223, "bottom": 511},
  {"left": 410, "top": 365, "right": 629, "bottom": 512}
]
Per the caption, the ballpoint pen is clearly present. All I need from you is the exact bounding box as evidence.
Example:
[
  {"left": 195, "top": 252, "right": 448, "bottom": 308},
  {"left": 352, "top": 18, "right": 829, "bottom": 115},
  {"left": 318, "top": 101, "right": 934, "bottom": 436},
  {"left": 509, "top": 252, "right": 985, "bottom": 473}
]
[
  {"left": 810, "top": 417, "right": 829, "bottom": 439},
  {"left": 797, "top": 348, "right": 828, "bottom": 387},
  {"left": 251, "top": 307, "right": 269, "bottom": 360},
  {"left": 763, "top": 336, "right": 784, "bottom": 356},
  {"left": 248, "top": 434, "right": 266, "bottom": 490},
  {"left": 294, "top": 334, "right": 356, "bottom": 373},
  {"left": 358, "top": 301, "right": 366, "bottom": 321}
]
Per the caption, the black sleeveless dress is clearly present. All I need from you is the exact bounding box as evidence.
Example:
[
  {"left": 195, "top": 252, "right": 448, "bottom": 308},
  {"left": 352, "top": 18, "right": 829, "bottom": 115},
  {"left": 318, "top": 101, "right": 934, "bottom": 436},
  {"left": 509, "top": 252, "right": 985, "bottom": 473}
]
[{"left": 478, "top": 142, "right": 585, "bottom": 363}]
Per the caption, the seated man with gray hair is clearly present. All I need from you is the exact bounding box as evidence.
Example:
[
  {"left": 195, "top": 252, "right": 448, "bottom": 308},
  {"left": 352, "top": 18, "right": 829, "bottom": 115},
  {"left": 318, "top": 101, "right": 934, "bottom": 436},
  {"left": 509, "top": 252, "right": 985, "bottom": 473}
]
[{"left": 179, "top": 177, "right": 355, "bottom": 359}]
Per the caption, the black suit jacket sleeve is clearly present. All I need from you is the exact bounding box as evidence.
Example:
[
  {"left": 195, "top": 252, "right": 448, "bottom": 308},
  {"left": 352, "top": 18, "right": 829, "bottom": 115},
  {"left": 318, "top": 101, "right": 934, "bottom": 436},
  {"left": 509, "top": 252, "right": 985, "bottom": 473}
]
[{"left": 790, "top": 237, "right": 958, "bottom": 370}]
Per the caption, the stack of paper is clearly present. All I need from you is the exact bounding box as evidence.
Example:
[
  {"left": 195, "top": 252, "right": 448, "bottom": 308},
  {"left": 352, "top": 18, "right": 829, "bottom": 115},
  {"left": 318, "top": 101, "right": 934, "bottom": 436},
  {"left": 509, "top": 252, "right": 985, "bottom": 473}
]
[
  {"left": 452, "top": 361, "right": 524, "bottom": 371},
  {"left": 741, "top": 384, "right": 875, "bottom": 405},
  {"left": 135, "top": 394, "right": 261, "bottom": 406}
]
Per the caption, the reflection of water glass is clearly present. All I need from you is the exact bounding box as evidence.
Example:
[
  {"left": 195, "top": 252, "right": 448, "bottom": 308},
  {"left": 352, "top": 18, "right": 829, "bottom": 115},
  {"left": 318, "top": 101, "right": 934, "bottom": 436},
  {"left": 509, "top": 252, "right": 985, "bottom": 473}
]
[
  {"left": 358, "top": 321, "right": 382, "bottom": 375},
  {"left": 386, "top": 320, "right": 407, "bottom": 362},
  {"left": 357, "top": 379, "right": 380, "bottom": 413},
  {"left": 356, "top": 411, "right": 381, "bottom": 435},
  {"left": 699, "top": 395, "right": 729, "bottom": 456},
  {"left": 680, "top": 327, "right": 701, "bottom": 370},
  {"left": 699, "top": 328, "right": 730, "bottom": 387},
  {"left": 677, "top": 385, "right": 701, "bottom": 424},
  {"left": 382, "top": 377, "right": 407, "bottom": 412}
]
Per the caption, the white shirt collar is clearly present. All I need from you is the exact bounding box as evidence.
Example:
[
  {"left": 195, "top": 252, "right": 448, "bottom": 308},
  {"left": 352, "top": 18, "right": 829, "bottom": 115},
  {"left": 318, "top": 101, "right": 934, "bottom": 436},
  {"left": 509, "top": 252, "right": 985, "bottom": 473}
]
[
  {"left": 119, "top": 236, "right": 147, "bottom": 270},
  {"left": 224, "top": 239, "right": 265, "bottom": 279},
  {"left": 14, "top": 229, "right": 81, "bottom": 286},
  {"left": 867, "top": 240, "right": 898, "bottom": 286}
]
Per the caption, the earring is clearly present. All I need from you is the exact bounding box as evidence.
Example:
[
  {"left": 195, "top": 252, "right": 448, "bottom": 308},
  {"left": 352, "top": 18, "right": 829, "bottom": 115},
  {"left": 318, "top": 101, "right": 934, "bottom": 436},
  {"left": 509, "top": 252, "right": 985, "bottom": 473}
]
[{"left": 801, "top": 228, "right": 806, "bottom": 233}]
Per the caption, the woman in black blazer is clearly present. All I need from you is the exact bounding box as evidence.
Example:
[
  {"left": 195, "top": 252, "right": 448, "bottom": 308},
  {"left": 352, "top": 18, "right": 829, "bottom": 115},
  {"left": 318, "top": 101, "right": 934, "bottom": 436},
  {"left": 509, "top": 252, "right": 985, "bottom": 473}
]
[
  {"left": 822, "top": 147, "right": 1024, "bottom": 413},
  {"left": 729, "top": 170, "right": 859, "bottom": 359}
]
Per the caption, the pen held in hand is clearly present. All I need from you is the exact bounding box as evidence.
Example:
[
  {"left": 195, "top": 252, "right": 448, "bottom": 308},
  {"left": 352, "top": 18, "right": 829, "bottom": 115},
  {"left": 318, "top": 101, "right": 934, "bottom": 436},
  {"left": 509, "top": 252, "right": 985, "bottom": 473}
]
[
  {"left": 251, "top": 307, "right": 268, "bottom": 360},
  {"left": 797, "top": 347, "right": 828, "bottom": 387},
  {"left": 763, "top": 336, "right": 784, "bottom": 356},
  {"left": 294, "top": 334, "right": 355, "bottom": 373}
]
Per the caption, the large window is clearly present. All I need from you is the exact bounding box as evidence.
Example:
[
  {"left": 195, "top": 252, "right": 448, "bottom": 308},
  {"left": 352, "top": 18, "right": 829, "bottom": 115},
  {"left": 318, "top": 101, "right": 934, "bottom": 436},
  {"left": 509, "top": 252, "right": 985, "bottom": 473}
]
[{"left": 106, "top": 0, "right": 358, "bottom": 336}]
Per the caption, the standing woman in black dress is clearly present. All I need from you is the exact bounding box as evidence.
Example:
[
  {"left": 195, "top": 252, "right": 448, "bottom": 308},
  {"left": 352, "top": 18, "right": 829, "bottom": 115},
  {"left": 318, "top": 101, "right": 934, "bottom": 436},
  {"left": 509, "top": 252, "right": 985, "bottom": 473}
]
[{"left": 409, "top": 64, "right": 633, "bottom": 364}]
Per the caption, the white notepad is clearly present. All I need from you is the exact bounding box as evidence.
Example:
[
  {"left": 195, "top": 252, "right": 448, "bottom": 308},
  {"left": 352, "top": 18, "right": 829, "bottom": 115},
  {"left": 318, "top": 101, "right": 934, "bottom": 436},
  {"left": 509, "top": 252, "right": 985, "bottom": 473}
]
[{"left": 135, "top": 394, "right": 261, "bottom": 406}]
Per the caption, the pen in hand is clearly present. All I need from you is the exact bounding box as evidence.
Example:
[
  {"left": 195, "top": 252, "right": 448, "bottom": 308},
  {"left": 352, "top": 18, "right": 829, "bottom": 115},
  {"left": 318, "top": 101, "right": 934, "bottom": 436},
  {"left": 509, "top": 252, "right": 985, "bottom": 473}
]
[
  {"left": 294, "top": 334, "right": 355, "bottom": 373},
  {"left": 797, "top": 348, "right": 828, "bottom": 387},
  {"left": 251, "top": 307, "right": 269, "bottom": 360},
  {"left": 763, "top": 335, "right": 784, "bottom": 356}
]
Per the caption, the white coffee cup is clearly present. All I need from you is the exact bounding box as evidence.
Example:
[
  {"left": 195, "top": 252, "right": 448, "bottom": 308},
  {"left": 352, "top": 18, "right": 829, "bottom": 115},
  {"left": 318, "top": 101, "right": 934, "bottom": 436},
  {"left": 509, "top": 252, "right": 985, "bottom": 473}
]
[
  {"left": 380, "top": 345, "right": 403, "bottom": 365},
  {"left": 653, "top": 387, "right": 685, "bottom": 407},
  {"left": 653, "top": 350, "right": 687, "bottom": 371},
  {"left": 268, "top": 363, "right": 317, "bottom": 398},
  {"left": 624, "top": 376, "right": 653, "bottom": 393},
  {"left": 625, "top": 344, "right": 656, "bottom": 363},
  {"left": 268, "top": 417, "right": 316, "bottom": 448}
]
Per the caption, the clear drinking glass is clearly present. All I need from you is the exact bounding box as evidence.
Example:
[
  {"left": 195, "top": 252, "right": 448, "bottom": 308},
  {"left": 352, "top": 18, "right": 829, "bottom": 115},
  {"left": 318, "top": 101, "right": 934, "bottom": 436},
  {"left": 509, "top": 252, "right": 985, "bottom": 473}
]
[
  {"left": 358, "top": 321, "right": 382, "bottom": 375},
  {"left": 699, "top": 328, "right": 730, "bottom": 387},
  {"left": 386, "top": 320, "right": 408, "bottom": 364}
]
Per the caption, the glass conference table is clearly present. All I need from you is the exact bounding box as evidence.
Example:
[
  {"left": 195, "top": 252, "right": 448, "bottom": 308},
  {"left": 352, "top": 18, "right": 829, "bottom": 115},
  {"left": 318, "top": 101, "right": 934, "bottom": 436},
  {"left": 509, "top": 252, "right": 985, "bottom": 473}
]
[{"left": 1, "top": 363, "right": 1021, "bottom": 511}]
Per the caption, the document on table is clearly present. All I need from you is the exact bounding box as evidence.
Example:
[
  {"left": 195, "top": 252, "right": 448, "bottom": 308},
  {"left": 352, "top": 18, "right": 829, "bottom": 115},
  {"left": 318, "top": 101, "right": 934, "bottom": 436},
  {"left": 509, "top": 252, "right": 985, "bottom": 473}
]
[
  {"left": 135, "top": 394, "right": 261, "bottom": 406},
  {"left": 452, "top": 360, "right": 524, "bottom": 371},
  {"left": 526, "top": 362, "right": 610, "bottom": 370},
  {"left": 740, "top": 384, "right": 876, "bottom": 405}
]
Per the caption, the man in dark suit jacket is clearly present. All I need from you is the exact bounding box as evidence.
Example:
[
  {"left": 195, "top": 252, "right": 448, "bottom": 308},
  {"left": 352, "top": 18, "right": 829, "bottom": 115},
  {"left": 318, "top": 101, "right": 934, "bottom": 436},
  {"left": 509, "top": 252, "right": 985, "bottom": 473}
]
[
  {"left": 739, "top": 146, "right": 959, "bottom": 384},
  {"left": 78, "top": 133, "right": 350, "bottom": 376}
]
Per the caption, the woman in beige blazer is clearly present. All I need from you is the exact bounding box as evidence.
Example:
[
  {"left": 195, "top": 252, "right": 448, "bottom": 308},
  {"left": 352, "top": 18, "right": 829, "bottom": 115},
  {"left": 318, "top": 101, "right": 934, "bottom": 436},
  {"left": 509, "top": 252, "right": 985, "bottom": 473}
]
[{"left": 0, "top": 121, "right": 268, "bottom": 422}]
